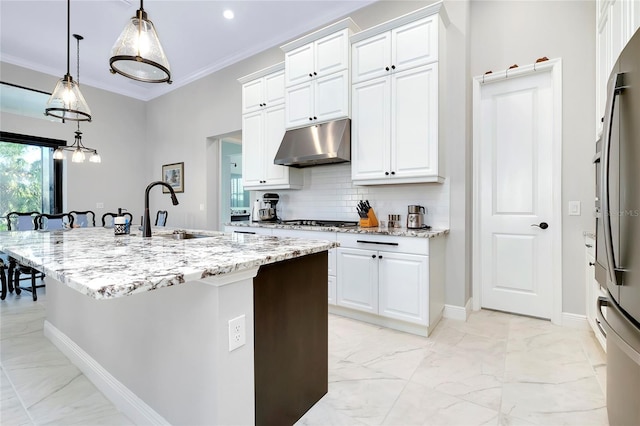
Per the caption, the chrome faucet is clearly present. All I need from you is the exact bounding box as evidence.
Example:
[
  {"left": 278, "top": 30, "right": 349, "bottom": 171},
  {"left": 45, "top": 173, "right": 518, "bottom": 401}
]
[{"left": 143, "top": 181, "right": 179, "bottom": 238}]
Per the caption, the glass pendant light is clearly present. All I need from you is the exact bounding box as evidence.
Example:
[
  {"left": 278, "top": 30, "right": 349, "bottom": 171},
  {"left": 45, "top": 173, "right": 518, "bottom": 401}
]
[
  {"left": 109, "top": 0, "right": 172, "bottom": 84},
  {"left": 45, "top": 0, "right": 92, "bottom": 122},
  {"left": 54, "top": 34, "right": 101, "bottom": 165}
]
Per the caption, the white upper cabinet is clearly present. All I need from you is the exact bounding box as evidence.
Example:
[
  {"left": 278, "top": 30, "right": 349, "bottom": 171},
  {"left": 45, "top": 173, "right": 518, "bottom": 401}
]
[
  {"left": 241, "top": 65, "right": 285, "bottom": 114},
  {"left": 281, "top": 18, "right": 359, "bottom": 129},
  {"left": 285, "top": 70, "right": 349, "bottom": 128},
  {"left": 285, "top": 29, "right": 350, "bottom": 87},
  {"left": 352, "top": 15, "right": 438, "bottom": 84},
  {"left": 350, "top": 3, "right": 447, "bottom": 185},
  {"left": 239, "top": 64, "right": 303, "bottom": 190}
]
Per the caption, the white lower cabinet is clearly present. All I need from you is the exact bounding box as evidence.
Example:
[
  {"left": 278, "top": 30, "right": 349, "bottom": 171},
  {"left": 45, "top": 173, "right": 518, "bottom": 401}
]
[
  {"left": 585, "top": 235, "right": 606, "bottom": 351},
  {"left": 335, "top": 233, "right": 444, "bottom": 336},
  {"left": 337, "top": 247, "right": 428, "bottom": 325}
]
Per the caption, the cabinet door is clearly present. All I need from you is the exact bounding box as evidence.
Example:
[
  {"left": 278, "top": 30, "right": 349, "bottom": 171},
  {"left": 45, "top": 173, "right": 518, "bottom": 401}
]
[
  {"left": 285, "top": 43, "right": 314, "bottom": 87},
  {"left": 315, "top": 29, "right": 350, "bottom": 78},
  {"left": 285, "top": 81, "right": 314, "bottom": 129},
  {"left": 352, "top": 32, "right": 391, "bottom": 84},
  {"left": 351, "top": 77, "right": 391, "bottom": 181},
  {"left": 391, "top": 64, "right": 439, "bottom": 179},
  {"left": 378, "top": 252, "right": 428, "bottom": 325},
  {"left": 314, "top": 70, "right": 349, "bottom": 123},
  {"left": 328, "top": 275, "right": 337, "bottom": 305},
  {"left": 242, "top": 78, "right": 264, "bottom": 114},
  {"left": 336, "top": 248, "right": 378, "bottom": 314},
  {"left": 392, "top": 16, "right": 438, "bottom": 72},
  {"left": 241, "top": 111, "right": 264, "bottom": 187},
  {"left": 263, "top": 70, "right": 285, "bottom": 107},
  {"left": 262, "top": 105, "right": 288, "bottom": 185}
]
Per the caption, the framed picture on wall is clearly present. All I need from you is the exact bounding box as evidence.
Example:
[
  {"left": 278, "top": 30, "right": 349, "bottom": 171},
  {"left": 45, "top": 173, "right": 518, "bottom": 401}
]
[{"left": 162, "top": 162, "right": 184, "bottom": 193}]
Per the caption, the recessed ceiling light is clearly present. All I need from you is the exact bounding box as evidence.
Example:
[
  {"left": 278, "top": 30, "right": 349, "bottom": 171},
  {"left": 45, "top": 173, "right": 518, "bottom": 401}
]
[{"left": 223, "top": 9, "right": 234, "bottom": 20}]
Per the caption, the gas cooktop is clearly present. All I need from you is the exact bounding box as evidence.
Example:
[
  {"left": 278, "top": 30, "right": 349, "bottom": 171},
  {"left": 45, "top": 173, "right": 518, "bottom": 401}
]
[{"left": 282, "top": 219, "right": 359, "bottom": 228}]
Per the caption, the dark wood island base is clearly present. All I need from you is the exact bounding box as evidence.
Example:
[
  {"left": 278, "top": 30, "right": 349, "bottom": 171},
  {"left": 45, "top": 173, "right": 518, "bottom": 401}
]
[{"left": 254, "top": 251, "right": 329, "bottom": 425}]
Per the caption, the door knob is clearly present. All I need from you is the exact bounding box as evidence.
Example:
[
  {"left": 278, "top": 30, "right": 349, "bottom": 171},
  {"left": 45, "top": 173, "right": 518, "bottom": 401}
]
[{"left": 531, "top": 222, "right": 549, "bottom": 229}]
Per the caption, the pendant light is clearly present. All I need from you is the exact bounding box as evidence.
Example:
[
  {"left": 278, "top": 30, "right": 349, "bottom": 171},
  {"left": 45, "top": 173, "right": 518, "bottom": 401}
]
[
  {"left": 54, "top": 35, "right": 101, "bottom": 164},
  {"left": 109, "top": 0, "right": 172, "bottom": 84},
  {"left": 45, "top": 0, "right": 92, "bottom": 122}
]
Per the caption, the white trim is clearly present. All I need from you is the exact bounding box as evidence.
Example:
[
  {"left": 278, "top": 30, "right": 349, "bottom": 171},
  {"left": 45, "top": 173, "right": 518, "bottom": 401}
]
[
  {"left": 561, "top": 312, "right": 590, "bottom": 330},
  {"left": 443, "top": 298, "right": 472, "bottom": 321},
  {"left": 44, "top": 321, "right": 170, "bottom": 426},
  {"left": 472, "top": 58, "right": 563, "bottom": 325}
]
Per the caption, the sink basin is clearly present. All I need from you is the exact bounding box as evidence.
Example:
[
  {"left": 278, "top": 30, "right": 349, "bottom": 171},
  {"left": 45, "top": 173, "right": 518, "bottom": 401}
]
[{"left": 156, "top": 232, "right": 213, "bottom": 240}]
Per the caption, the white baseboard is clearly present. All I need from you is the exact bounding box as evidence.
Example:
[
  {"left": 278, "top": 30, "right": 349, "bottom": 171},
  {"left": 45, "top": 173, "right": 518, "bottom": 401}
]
[
  {"left": 44, "top": 321, "right": 169, "bottom": 426},
  {"left": 443, "top": 298, "right": 472, "bottom": 321},
  {"left": 561, "top": 312, "right": 590, "bottom": 330}
]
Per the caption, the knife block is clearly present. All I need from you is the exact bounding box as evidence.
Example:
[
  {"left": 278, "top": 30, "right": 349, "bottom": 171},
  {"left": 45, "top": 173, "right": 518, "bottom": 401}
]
[{"left": 359, "top": 208, "right": 379, "bottom": 228}]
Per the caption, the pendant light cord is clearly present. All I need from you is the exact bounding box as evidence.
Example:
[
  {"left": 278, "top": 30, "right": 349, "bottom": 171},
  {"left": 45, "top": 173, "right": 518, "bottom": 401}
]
[{"left": 66, "top": 0, "right": 70, "bottom": 76}]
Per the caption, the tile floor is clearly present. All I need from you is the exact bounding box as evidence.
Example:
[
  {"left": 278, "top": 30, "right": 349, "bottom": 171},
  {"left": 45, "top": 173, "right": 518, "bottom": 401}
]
[{"left": 1, "top": 289, "right": 608, "bottom": 425}]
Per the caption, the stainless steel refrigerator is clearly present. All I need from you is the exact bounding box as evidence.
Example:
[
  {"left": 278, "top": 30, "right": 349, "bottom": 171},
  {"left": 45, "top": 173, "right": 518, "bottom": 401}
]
[{"left": 597, "top": 27, "right": 640, "bottom": 426}]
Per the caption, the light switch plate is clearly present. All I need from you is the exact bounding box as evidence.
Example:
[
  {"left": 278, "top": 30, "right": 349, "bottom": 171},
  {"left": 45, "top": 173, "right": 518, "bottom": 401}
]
[{"left": 569, "top": 201, "right": 581, "bottom": 216}]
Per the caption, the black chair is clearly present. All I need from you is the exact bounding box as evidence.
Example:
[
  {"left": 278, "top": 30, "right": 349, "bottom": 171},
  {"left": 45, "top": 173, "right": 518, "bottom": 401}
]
[
  {"left": 70, "top": 210, "right": 95, "bottom": 227},
  {"left": 102, "top": 212, "right": 133, "bottom": 228},
  {"left": 0, "top": 256, "right": 7, "bottom": 301},
  {"left": 4, "top": 211, "right": 44, "bottom": 301},
  {"left": 155, "top": 210, "right": 168, "bottom": 226},
  {"left": 34, "top": 213, "right": 74, "bottom": 230}
]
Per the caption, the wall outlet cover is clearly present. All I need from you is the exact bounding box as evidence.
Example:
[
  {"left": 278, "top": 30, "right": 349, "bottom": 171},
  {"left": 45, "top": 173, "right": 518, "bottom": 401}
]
[{"left": 228, "top": 315, "right": 246, "bottom": 352}]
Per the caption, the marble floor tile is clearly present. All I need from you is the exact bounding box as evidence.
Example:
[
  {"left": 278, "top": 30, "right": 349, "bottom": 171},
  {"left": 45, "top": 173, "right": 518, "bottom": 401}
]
[
  {"left": 0, "top": 367, "right": 32, "bottom": 425},
  {"left": 1, "top": 289, "right": 608, "bottom": 426}
]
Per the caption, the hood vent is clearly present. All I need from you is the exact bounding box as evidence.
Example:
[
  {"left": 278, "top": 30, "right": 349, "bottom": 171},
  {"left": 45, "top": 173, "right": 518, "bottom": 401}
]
[{"left": 274, "top": 119, "right": 351, "bottom": 168}]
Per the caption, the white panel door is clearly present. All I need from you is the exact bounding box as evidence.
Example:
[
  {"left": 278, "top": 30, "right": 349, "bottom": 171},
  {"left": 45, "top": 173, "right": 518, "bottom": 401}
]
[
  {"left": 352, "top": 32, "right": 391, "bottom": 84},
  {"left": 478, "top": 69, "right": 556, "bottom": 319},
  {"left": 262, "top": 105, "right": 287, "bottom": 185},
  {"left": 285, "top": 43, "right": 314, "bottom": 87},
  {"left": 391, "top": 64, "right": 438, "bottom": 179},
  {"left": 314, "top": 70, "right": 349, "bottom": 123},
  {"left": 351, "top": 77, "right": 390, "bottom": 181},
  {"left": 315, "top": 29, "right": 349, "bottom": 77},
  {"left": 285, "top": 82, "right": 314, "bottom": 128},
  {"left": 379, "top": 252, "right": 428, "bottom": 325},
  {"left": 263, "top": 70, "right": 285, "bottom": 107},
  {"left": 241, "top": 111, "right": 264, "bottom": 187},
  {"left": 336, "top": 248, "right": 378, "bottom": 314},
  {"left": 392, "top": 16, "right": 438, "bottom": 72}
]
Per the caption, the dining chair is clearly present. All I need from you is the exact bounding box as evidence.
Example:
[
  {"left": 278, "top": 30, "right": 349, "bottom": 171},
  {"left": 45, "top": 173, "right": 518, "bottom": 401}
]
[
  {"left": 155, "top": 210, "right": 168, "bottom": 226},
  {"left": 4, "top": 211, "right": 44, "bottom": 301},
  {"left": 34, "top": 213, "right": 74, "bottom": 230},
  {"left": 102, "top": 212, "right": 133, "bottom": 228},
  {"left": 70, "top": 210, "right": 95, "bottom": 227},
  {"left": 0, "top": 257, "right": 7, "bottom": 301}
]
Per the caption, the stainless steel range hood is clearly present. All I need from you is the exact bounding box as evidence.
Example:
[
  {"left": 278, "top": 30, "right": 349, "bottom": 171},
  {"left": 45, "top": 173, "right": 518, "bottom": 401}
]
[{"left": 274, "top": 118, "right": 350, "bottom": 168}]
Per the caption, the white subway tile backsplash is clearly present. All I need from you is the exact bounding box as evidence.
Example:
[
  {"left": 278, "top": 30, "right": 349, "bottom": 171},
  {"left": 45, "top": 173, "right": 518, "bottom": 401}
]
[{"left": 254, "top": 163, "right": 449, "bottom": 228}]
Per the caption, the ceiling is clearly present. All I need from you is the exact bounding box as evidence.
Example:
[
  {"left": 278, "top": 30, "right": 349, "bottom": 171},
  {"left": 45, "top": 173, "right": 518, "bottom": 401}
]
[{"left": 0, "top": 0, "right": 377, "bottom": 101}]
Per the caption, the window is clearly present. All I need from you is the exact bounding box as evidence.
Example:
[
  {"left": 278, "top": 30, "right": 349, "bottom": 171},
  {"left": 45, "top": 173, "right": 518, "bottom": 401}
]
[{"left": 0, "top": 132, "right": 64, "bottom": 230}]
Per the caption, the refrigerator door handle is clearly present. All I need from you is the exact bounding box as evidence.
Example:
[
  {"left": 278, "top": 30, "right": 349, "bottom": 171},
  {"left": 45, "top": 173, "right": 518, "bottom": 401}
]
[
  {"left": 601, "top": 72, "right": 626, "bottom": 286},
  {"left": 597, "top": 296, "right": 640, "bottom": 365}
]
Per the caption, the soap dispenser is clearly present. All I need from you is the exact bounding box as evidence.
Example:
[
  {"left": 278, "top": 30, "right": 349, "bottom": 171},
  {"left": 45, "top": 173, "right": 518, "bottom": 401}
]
[{"left": 114, "top": 208, "right": 130, "bottom": 235}]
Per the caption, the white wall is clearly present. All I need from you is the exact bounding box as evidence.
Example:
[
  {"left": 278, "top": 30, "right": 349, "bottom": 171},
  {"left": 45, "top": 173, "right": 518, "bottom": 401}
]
[
  {"left": 469, "top": 0, "right": 596, "bottom": 315},
  {"left": 0, "top": 62, "right": 149, "bottom": 223}
]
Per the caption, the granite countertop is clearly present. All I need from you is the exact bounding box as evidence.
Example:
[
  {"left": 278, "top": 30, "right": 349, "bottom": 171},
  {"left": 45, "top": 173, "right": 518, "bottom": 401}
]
[
  {"left": 0, "top": 227, "right": 337, "bottom": 300},
  {"left": 226, "top": 221, "right": 449, "bottom": 238}
]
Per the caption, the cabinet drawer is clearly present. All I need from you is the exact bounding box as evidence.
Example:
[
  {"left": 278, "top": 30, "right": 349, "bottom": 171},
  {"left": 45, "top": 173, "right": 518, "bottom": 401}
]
[
  {"left": 585, "top": 235, "right": 595, "bottom": 258},
  {"left": 337, "top": 233, "right": 429, "bottom": 255},
  {"left": 225, "top": 225, "right": 273, "bottom": 236}
]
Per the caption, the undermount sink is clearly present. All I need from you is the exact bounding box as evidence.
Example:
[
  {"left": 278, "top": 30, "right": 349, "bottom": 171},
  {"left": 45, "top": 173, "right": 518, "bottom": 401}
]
[{"left": 156, "top": 231, "right": 213, "bottom": 240}]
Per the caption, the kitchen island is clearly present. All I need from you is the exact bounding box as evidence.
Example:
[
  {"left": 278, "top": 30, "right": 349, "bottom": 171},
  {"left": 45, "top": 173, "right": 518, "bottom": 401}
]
[{"left": 0, "top": 227, "right": 337, "bottom": 425}]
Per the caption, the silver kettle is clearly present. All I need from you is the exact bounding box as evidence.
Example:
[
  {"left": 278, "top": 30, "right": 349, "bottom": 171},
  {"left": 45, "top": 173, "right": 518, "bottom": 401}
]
[{"left": 407, "top": 205, "right": 426, "bottom": 229}]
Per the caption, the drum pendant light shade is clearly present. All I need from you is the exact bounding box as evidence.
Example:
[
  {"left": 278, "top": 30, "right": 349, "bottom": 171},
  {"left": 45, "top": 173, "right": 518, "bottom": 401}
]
[{"left": 109, "top": 3, "right": 172, "bottom": 84}]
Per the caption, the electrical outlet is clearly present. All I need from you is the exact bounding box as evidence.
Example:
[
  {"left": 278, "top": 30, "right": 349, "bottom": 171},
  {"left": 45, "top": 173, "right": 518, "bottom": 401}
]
[
  {"left": 96, "top": 202, "right": 104, "bottom": 209},
  {"left": 228, "top": 315, "right": 246, "bottom": 352}
]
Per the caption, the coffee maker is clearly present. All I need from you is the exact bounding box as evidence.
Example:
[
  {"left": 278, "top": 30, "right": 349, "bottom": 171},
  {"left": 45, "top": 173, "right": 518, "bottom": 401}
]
[
  {"left": 259, "top": 193, "right": 280, "bottom": 222},
  {"left": 407, "top": 205, "right": 426, "bottom": 229}
]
